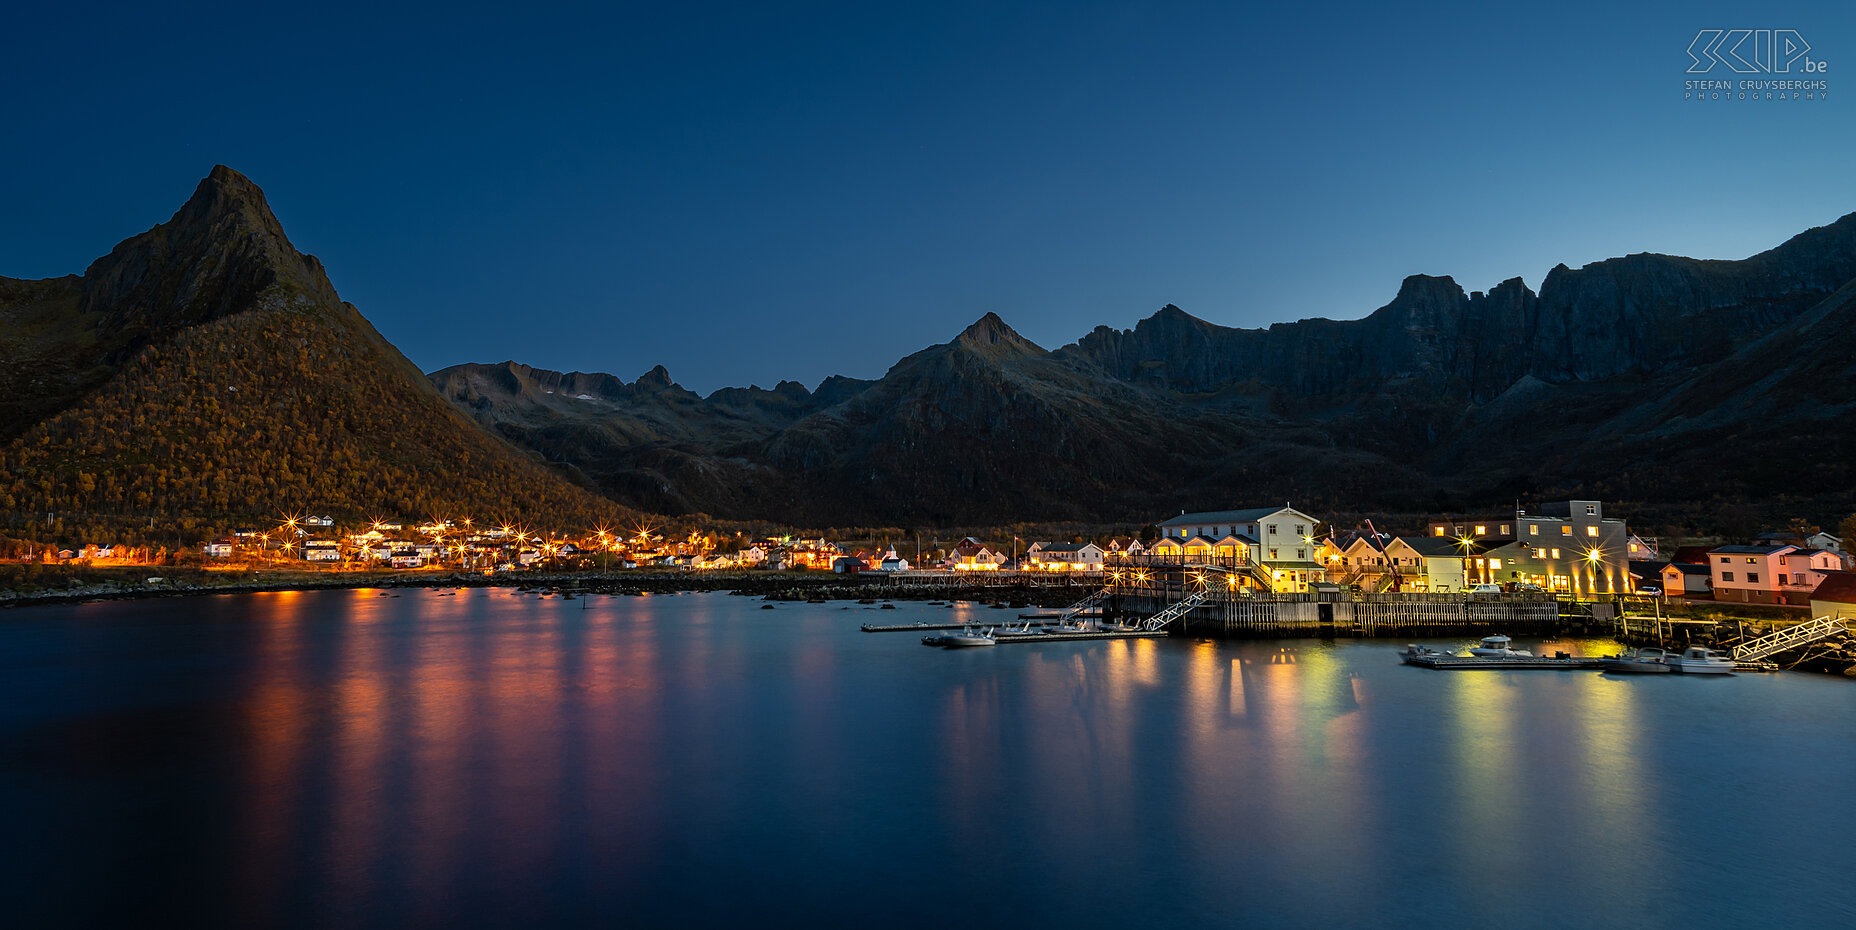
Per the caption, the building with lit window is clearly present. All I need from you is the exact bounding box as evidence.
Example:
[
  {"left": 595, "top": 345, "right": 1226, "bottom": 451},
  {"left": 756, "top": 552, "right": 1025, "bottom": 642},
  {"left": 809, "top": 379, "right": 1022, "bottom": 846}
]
[
  {"left": 1710, "top": 545, "right": 1844, "bottom": 604},
  {"left": 1505, "top": 500, "right": 1631, "bottom": 595},
  {"left": 1155, "top": 506, "right": 1327, "bottom": 591}
]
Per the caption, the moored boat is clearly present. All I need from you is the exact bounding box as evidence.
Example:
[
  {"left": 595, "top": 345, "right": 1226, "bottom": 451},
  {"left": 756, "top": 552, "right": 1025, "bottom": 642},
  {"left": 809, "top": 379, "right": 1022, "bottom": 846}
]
[
  {"left": 1667, "top": 645, "right": 1735, "bottom": 674},
  {"left": 1467, "top": 635, "right": 1533, "bottom": 658},
  {"left": 1600, "top": 647, "right": 1673, "bottom": 674},
  {"left": 924, "top": 627, "right": 997, "bottom": 647}
]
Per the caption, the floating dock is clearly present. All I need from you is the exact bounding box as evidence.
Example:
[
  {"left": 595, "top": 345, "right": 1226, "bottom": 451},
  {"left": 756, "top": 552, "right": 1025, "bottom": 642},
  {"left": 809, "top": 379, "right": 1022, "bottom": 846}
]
[
  {"left": 1401, "top": 654, "right": 1607, "bottom": 670},
  {"left": 994, "top": 629, "right": 1167, "bottom": 644},
  {"left": 862, "top": 621, "right": 978, "bottom": 632}
]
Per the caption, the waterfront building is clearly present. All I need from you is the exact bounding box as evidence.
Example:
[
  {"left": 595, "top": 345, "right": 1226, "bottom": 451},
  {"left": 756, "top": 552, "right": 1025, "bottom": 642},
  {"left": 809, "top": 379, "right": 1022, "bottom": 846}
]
[
  {"left": 947, "top": 538, "right": 1005, "bottom": 571},
  {"left": 204, "top": 540, "right": 234, "bottom": 558},
  {"left": 1710, "top": 545, "right": 1845, "bottom": 604},
  {"left": 1027, "top": 542, "right": 1105, "bottom": 571},
  {"left": 1155, "top": 506, "right": 1326, "bottom": 592},
  {"left": 1505, "top": 500, "right": 1633, "bottom": 595}
]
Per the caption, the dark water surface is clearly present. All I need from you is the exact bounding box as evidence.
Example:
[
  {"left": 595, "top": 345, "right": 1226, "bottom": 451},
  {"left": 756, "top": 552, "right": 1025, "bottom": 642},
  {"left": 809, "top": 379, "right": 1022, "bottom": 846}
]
[{"left": 2, "top": 589, "right": 1851, "bottom": 929}]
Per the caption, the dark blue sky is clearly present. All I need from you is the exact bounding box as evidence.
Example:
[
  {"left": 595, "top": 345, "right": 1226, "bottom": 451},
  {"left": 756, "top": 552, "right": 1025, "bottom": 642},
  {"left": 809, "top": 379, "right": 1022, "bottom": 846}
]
[{"left": 5, "top": 1, "right": 1851, "bottom": 392}]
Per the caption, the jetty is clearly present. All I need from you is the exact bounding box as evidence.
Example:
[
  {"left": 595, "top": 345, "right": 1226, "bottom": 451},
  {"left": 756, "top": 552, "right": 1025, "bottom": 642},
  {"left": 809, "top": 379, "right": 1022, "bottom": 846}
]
[{"left": 1400, "top": 653, "right": 1607, "bottom": 670}]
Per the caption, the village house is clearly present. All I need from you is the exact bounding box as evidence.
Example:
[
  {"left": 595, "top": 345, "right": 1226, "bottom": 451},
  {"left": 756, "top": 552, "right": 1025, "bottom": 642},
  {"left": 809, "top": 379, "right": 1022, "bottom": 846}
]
[
  {"left": 1660, "top": 561, "right": 1713, "bottom": 597},
  {"left": 1384, "top": 537, "right": 1474, "bottom": 592},
  {"left": 946, "top": 538, "right": 1006, "bottom": 571},
  {"left": 1027, "top": 541, "right": 1105, "bottom": 572},
  {"left": 300, "top": 539, "right": 341, "bottom": 562},
  {"left": 1710, "top": 545, "right": 1849, "bottom": 604},
  {"left": 879, "top": 549, "right": 911, "bottom": 571},
  {"left": 204, "top": 540, "right": 234, "bottom": 558},
  {"left": 1104, "top": 537, "right": 1145, "bottom": 560}
]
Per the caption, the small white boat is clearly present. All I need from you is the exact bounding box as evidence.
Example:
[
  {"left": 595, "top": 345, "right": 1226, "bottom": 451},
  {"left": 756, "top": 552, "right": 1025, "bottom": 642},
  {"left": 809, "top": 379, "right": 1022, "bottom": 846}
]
[
  {"left": 1468, "top": 635, "right": 1533, "bottom": 658},
  {"left": 924, "top": 627, "right": 996, "bottom": 647},
  {"left": 1667, "top": 645, "right": 1735, "bottom": 674},
  {"left": 1599, "top": 647, "right": 1672, "bottom": 674},
  {"left": 942, "top": 628, "right": 996, "bottom": 647}
]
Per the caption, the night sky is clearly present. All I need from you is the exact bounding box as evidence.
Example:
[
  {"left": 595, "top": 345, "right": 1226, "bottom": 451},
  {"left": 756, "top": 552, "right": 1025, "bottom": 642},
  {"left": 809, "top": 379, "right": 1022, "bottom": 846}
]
[{"left": 4, "top": 1, "right": 1851, "bottom": 392}]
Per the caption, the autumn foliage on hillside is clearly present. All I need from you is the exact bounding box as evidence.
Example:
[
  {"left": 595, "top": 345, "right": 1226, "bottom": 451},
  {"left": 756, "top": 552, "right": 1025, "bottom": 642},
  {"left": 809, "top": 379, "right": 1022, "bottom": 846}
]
[{"left": 0, "top": 296, "right": 635, "bottom": 545}]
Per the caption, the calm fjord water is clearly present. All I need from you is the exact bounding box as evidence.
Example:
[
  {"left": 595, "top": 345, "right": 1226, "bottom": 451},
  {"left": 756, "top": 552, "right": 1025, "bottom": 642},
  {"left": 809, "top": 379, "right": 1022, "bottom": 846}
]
[{"left": 2, "top": 589, "right": 1852, "bottom": 929}]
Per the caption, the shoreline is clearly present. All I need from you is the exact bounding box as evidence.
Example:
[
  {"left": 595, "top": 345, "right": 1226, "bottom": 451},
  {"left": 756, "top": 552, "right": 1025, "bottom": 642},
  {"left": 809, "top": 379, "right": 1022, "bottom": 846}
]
[{"left": 0, "top": 569, "right": 1098, "bottom": 612}]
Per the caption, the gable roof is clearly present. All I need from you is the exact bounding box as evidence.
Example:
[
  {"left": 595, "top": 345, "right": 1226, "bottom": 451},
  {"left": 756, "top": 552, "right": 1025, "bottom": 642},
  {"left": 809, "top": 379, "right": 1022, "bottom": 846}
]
[
  {"left": 1664, "top": 563, "right": 1711, "bottom": 575},
  {"left": 1159, "top": 507, "right": 1310, "bottom": 528},
  {"left": 1711, "top": 545, "right": 1794, "bottom": 555}
]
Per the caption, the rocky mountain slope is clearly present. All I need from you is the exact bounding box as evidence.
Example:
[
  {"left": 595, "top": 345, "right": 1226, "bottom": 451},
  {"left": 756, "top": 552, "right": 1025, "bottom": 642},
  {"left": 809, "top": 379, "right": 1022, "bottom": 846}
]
[
  {"left": 0, "top": 167, "right": 636, "bottom": 542},
  {"left": 438, "top": 212, "right": 1856, "bottom": 529}
]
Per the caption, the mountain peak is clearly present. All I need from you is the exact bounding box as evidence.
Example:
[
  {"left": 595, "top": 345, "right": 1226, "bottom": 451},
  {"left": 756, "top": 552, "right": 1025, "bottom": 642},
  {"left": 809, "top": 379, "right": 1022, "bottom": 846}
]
[
  {"left": 637, "top": 364, "right": 675, "bottom": 388},
  {"left": 79, "top": 165, "right": 338, "bottom": 335},
  {"left": 955, "top": 312, "right": 1044, "bottom": 353}
]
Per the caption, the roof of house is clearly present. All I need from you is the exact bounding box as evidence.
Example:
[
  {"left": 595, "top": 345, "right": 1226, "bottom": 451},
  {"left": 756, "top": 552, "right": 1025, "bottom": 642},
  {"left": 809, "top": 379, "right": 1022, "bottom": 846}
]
[
  {"left": 1810, "top": 571, "right": 1856, "bottom": 605},
  {"left": 1630, "top": 560, "right": 1670, "bottom": 577},
  {"left": 1785, "top": 548, "right": 1832, "bottom": 558},
  {"left": 1710, "top": 545, "right": 1793, "bottom": 555},
  {"left": 1669, "top": 546, "right": 1715, "bottom": 564},
  {"left": 1038, "top": 542, "right": 1101, "bottom": 554},
  {"left": 1664, "top": 563, "right": 1711, "bottom": 575},
  {"left": 1159, "top": 507, "right": 1306, "bottom": 527}
]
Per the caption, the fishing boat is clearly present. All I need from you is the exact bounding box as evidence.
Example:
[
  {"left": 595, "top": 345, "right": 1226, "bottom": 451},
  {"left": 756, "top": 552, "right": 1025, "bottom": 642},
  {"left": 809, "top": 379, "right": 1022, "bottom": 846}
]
[
  {"left": 1467, "top": 635, "right": 1533, "bottom": 657},
  {"left": 1666, "top": 645, "right": 1735, "bottom": 674},
  {"left": 1599, "top": 647, "right": 1672, "bottom": 674}
]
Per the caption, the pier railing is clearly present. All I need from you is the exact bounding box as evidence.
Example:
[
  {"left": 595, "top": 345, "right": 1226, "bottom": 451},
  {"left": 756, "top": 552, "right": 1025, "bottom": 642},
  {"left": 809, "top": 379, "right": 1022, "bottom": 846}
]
[{"left": 1732, "top": 615, "right": 1848, "bottom": 661}]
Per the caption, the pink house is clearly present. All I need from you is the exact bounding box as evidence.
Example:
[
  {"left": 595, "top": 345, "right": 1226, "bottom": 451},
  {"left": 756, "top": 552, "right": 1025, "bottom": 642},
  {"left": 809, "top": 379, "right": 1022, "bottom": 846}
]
[
  {"left": 1776, "top": 548, "right": 1845, "bottom": 604},
  {"left": 1710, "top": 545, "right": 1843, "bottom": 605}
]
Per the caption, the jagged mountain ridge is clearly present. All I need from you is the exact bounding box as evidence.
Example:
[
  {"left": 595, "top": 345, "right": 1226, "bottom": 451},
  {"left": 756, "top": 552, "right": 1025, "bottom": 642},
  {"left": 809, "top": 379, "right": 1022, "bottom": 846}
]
[
  {"left": 437, "top": 212, "right": 1856, "bottom": 527},
  {"left": 0, "top": 167, "right": 637, "bottom": 540}
]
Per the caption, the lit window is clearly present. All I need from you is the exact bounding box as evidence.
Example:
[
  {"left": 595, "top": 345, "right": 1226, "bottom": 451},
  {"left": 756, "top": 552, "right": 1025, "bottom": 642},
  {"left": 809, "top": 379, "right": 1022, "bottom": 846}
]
[
  {"left": 1560, "top": 526, "right": 1571, "bottom": 536},
  {"left": 1434, "top": 527, "right": 1446, "bottom": 536},
  {"left": 1269, "top": 548, "right": 1278, "bottom": 559},
  {"left": 1529, "top": 525, "right": 1539, "bottom": 536},
  {"left": 1550, "top": 549, "right": 1561, "bottom": 559},
  {"left": 1475, "top": 525, "right": 1487, "bottom": 535},
  {"left": 1489, "top": 558, "right": 1502, "bottom": 570},
  {"left": 1746, "top": 557, "right": 1755, "bottom": 564},
  {"left": 1629, "top": 543, "right": 1639, "bottom": 552},
  {"left": 1586, "top": 526, "right": 1598, "bottom": 537},
  {"left": 1534, "top": 548, "right": 1546, "bottom": 558},
  {"left": 1500, "top": 525, "right": 1511, "bottom": 535}
]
